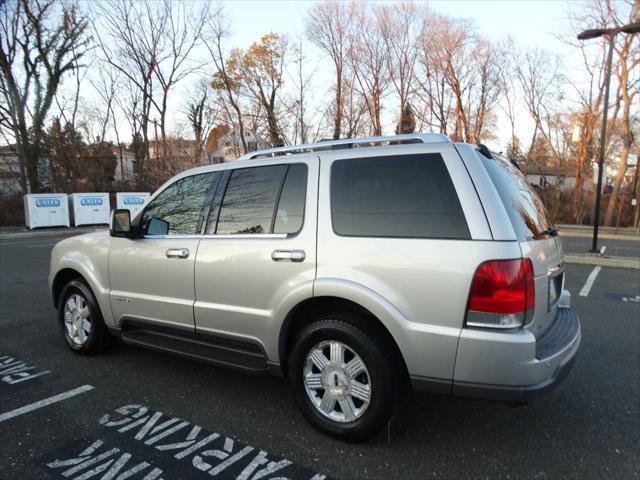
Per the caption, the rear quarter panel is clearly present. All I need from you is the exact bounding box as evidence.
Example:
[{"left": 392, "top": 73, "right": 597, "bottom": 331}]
[{"left": 315, "top": 143, "right": 520, "bottom": 381}]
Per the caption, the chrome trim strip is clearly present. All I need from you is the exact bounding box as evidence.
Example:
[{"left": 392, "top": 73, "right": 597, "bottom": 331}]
[
  {"left": 143, "top": 233, "right": 288, "bottom": 240},
  {"left": 202, "top": 233, "right": 288, "bottom": 239}
]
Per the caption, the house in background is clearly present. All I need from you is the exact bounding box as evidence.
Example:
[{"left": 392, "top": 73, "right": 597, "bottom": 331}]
[
  {"left": 206, "top": 128, "right": 267, "bottom": 164},
  {"left": 525, "top": 164, "right": 579, "bottom": 193},
  {"left": 112, "top": 147, "right": 136, "bottom": 182},
  {"left": 0, "top": 144, "right": 52, "bottom": 195}
]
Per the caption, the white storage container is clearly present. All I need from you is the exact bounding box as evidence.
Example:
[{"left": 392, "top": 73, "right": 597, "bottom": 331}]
[
  {"left": 116, "top": 192, "right": 150, "bottom": 219},
  {"left": 24, "top": 193, "right": 70, "bottom": 229},
  {"left": 68, "top": 193, "right": 110, "bottom": 226}
]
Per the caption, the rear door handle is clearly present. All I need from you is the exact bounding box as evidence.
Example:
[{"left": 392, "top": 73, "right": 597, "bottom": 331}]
[
  {"left": 166, "top": 248, "right": 189, "bottom": 259},
  {"left": 271, "top": 249, "right": 306, "bottom": 262}
]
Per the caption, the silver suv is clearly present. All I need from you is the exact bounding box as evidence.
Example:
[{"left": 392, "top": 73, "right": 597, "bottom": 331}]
[{"left": 49, "top": 134, "right": 581, "bottom": 442}]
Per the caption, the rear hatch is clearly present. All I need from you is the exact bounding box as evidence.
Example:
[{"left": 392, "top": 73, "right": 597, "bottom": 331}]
[{"left": 479, "top": 151, "right": 564, "bottom": 339}]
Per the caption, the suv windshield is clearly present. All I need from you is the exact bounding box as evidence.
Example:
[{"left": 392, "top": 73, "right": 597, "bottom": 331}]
[{"left": 479, "top": 150, "right": 552, "bottom": 241}]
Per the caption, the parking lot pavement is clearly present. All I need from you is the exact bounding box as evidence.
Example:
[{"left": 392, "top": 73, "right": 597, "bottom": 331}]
[
  {"left": 1, "top": 234, "right": 639, "bottom": 479},
  {"left": 560, "top": 233, "right": 640, "bottom": 259}
]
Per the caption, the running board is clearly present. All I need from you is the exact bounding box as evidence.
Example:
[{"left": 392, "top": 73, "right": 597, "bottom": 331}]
[{"left": 120, "top": 326, "right": 269, "bottom": 374}]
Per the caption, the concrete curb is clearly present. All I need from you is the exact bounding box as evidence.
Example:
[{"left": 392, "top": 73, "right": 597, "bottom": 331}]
[
  {"left": 565, "top": 254, "right": 640, "bottom": 270},
  {"left": 0, "top": 227, "right": 106, "bottom": 240}
]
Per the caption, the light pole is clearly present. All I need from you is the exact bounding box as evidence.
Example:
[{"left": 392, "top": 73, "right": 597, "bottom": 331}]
[{"left": 577, "top": 22, "right": 640, "bottom": 253}]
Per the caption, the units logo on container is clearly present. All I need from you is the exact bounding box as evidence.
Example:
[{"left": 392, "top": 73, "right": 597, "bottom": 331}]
[
  {"left": 123, "top": 197, "right": 145, "bottom": 206},
  {"left": 35, "top": 198, "right": 61, "bottom": 208},
  {"left": 80, "top": 197, "right": 104, "bottom": 206}
]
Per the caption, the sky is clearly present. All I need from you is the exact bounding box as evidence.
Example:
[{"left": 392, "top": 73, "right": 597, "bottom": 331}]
[
  {"left": 55, "top": 0, "right": 623, "bottom": 154},
  {"left": 212, "top": 0, "right": 585, "bottom": 152}
]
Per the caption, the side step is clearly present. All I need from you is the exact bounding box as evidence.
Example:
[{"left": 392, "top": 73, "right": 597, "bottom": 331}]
[{"left": 120, "top": 326, "right": 269, "bottom": 374}]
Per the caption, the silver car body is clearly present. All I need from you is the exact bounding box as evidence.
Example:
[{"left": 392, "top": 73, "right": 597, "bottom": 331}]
[{"left": 49, "top": 134, "right": 580, "bottom": 401}]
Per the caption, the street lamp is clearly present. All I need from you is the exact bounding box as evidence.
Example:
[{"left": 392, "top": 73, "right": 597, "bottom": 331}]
[{"left": 577, "top": 22, "right": 640, "bottom": 253}]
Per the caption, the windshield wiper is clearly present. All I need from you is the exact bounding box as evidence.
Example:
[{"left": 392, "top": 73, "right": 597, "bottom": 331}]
[{"left": 533, "top": 226, "right": 558, "bottom": 239}]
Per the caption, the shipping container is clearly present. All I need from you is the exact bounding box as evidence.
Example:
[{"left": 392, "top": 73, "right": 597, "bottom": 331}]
[
  {"left": 116, "top": 192, "right": 150, "bottom": 219},
  {"left": 24, "top": 193, "right": 70, "bottom": 229},
  {"left": 68, "top": 193, "right": 110, "bottom": 226}
]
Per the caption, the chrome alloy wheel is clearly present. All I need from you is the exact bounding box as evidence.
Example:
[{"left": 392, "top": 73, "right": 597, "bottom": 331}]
[
  {"left": 63, "top": 294, "right": 91, "bottom": 345},
  {"left": 303, "top": 340, "right": 372, "bottom": 423}
]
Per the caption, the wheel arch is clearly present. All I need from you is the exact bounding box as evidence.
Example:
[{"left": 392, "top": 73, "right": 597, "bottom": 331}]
[
  {"left": 52, "top": 268, "right": 85, "bottom": 307},
  {"left": 278, "top": 295, "right": 410, "bottom": 389}
]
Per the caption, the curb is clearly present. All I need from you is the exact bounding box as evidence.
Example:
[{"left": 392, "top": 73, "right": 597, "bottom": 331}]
[
  {"left": 565, "top": 254, "right": 640, "bottom": 270},
  {"left": 0, "top": 227, "right": 106, "bottom": 240}
]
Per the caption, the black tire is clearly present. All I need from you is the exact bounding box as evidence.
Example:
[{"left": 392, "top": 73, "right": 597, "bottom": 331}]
[
  {"left": 58, "top": 278, "right": 111, "bottom": 355},
  {"left": 287, "top": 315, "right": 397, "bottom": 442}
]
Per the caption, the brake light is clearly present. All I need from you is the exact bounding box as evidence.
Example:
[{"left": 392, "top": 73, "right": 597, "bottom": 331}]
[{"left": 466, "top": 259, "right": 535, "bottom": 329}]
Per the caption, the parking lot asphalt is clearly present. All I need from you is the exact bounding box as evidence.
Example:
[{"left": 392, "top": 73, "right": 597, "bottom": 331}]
[
  {"left": 1, "top": 232, "right": 639, "bottom": 479},
  {"left": 560, "top": 233, "right": 640, "bottom": 259}
]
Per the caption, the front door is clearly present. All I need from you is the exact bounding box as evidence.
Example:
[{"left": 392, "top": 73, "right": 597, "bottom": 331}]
[
  {"left": 109, "top": 172, "right": 221, "bottom": 331},
  {"left": 194, "top": 157, "right": 318, "bottom": 358}
]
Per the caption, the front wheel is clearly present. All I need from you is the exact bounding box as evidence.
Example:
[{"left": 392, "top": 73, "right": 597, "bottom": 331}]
[
  {"left": 287, "top": 316, "right": 397, "bottom": 442},
  {"left": 58, "top": 279, "right": 111, "bottom": 355}
]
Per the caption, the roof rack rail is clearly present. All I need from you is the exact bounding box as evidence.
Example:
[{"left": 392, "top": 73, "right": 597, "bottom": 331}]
[{"left": 240, "top": 133, "right": 450, "bottom": 160}]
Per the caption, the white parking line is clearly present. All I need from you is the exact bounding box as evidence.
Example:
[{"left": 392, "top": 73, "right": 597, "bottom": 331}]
[
  {"left": 0, "top": 385, "right": 94, "bottom": 423},
  {"left": 600, "top": 245, "right": 606, "bottom": 255},
  {"left": 579, "top": 266, "right": 602, "bottom": 297}
]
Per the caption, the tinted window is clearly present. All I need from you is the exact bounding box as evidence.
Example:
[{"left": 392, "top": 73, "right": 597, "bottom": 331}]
[
  {"left": 274, "top": 165, "right": 307, "bottom": 234},
  {"left": 216, "top": 165, "right": 287, "bottom": 234},
  {"left": 142, "top": 172, "right": 217, "bottom": 235},
  {"left": 480, "top": 152, "right": 551, "bottom": 241},
  {"left": 331, "top": 154, "right": 470, "bottom": 239}
]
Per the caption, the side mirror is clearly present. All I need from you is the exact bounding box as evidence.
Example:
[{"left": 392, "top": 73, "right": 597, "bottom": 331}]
[{"left": 110, "top": 209, "right": 132, "bottom": 237}]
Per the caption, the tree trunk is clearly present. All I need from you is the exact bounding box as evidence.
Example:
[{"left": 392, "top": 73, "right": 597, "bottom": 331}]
[{"left": 603, "top": 144, "right": 630, "bottom": 226}]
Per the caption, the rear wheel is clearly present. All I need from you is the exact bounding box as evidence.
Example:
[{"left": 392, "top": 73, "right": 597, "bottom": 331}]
[
  {"left": 288, "top": 315, "right": 397, "bottom": 442},
  {"left": 58, "top": 279, "right": 111, "bottom": 355}
]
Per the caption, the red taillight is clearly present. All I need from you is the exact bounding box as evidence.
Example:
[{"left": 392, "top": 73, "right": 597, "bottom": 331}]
[{"left": 466, "top": 259, "right": 535, "bottom": 329}]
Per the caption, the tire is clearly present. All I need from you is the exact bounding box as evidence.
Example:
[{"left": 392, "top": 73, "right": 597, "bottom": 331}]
[
  {"left": 58, "top": 278, "right": 111, "bottom": 355},
  {"left": 287, "top": 315, "right": 397, "bottom": 442}
]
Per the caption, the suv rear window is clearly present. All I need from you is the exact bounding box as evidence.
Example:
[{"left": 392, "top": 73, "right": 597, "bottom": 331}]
[
  {"left": 479, "top": 151, "right": 552, "bottom": 241},
  {"left": 330, "top": 154, "right": 470, "bottom": 239}
]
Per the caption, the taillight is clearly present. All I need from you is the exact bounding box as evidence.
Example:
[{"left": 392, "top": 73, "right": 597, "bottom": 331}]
[{"left": 466, "top": 259, "right": 535, "bottom": 329}]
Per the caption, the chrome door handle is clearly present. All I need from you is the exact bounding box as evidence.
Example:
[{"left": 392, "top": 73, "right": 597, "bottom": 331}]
[
  {"left": 166, "top": 248, "right": 189, "bottom": 259},
  {"left": 271, "top": 249, "right": 306, "bottom": 262}
]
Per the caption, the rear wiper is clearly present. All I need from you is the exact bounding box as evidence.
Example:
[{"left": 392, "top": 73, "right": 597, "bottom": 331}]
[{"left": 533, "top": 227, "right": 558, "bottom": 239}]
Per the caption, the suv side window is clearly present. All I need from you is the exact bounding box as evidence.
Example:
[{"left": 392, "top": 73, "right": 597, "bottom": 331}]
[
  {"left": 274, "top": 164, "right": 307, "bottom": 234},
  {"left": 142, "top": 172, "right": 219, "bottom": 235},
  {"left": 331, "top": 154, "right": 470, "bottom": 239},
  {"left": 213, "top": 164, "right": 307, "bottom": 235},
  {"left": 479, "top": 152, "right": 551, "bottom": 241}
]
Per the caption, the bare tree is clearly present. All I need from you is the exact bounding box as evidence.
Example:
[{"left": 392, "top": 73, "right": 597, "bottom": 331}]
[
  {"left": 286, "top": 35, "right": 318, "bottom": 144},
  {"left": 349, "top": 5, "right": 389, "bottom": 136},
  {"left": 93, "top": 0, "right": 165, "bottom": 186},
  {"left": 378, "top": 2, "right": 421, "bottom": 134},
  {"left": 306, "top": 0, "right": 354, "bottom": 139},
  {"left": 185, "top": 77, "right": 221, "bottom": 166},
  {"left": 0, "top": 0, "right": 90, "bottom": 193},
  {"left": 601, "top": 0, "right": 639, "bottom": 226}
]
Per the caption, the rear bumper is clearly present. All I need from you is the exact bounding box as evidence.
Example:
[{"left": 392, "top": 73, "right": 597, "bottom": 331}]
[{"left": 451, "top": 307, "right": 581, "bottom": 402}]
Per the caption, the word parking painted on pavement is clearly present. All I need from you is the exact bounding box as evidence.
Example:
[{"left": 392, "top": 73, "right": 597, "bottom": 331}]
[
  {"left": 44, "top": 404, "right": 329, "bottom": 480},
  {"left": 0, "top": 353, "right": 50, "bottom": 392}
]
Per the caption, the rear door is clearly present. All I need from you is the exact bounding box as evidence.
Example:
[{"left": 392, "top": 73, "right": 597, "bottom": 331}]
[
  {"left": 479, "top": 152, "right": 563, "bottom": 338},
  {"left": 193, "top": 156, "right": 319, "bottom": 359}
]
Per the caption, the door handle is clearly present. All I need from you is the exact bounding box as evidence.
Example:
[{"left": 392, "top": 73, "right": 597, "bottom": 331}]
[
  {"left": 271, "top": 249, "right": 306, "bottom": 262},
  {"left": 166, "top": 248, "right": 189, "bottom": 259}
]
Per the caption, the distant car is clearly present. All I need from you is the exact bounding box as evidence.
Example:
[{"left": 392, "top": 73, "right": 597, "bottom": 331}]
[{"left": 49, "top": 134, "right": 580, "bottom": 442}]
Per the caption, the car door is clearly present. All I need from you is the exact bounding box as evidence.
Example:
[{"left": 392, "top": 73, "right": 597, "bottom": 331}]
[
  {"left": 194, "top": 156, "right": 318, "bottom": 359},
  {"left": 109, "top": 171, "right": 221, "bottom": 331}
]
